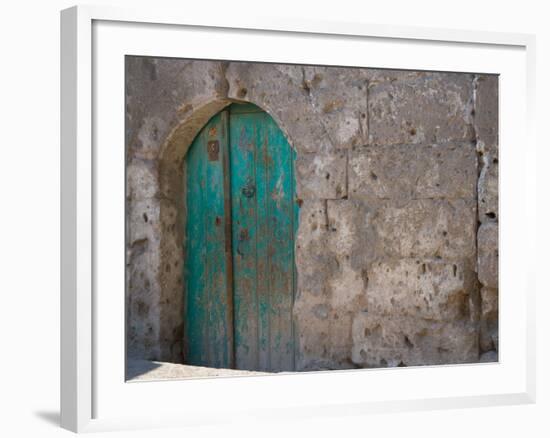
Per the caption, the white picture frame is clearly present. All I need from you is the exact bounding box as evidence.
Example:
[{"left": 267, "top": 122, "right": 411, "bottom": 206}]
[{"left": 60, "top": 4, "right": 536, "bottom": 433}]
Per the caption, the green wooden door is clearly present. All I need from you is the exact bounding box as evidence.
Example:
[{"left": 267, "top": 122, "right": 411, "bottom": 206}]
[{"left": 184, "top": 103, "right": 298, "bottom": 372}]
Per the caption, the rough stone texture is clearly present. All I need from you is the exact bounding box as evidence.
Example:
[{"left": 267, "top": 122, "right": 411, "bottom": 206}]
[
  {"left": 367, "top": 71, "right": 475, "bottom": 146},
  {"left": 474, "top": 74, "right": 499, "bottom": 362},
  {"left": 326, "top": 199, "right": 375, "bottom": 266},
  {"left": 125, "top": 57, "right": 499, "bottom": 370},
  {"left": 126, "top": 198, "right": 162, "bottom": 360},
  {"left": 225, "top": 63, "right": 369, "bottom": 152},
  {"left": 474, "top": 75, "right": 499, "bottom": 154},
  {"left": 372, "top": 199, "right": 477, "bottom": 261},
  {"left": 351, "top": 313, "right": 478, "bottom": 367},
  {"left": 126, "top": 57, "right": 228, "bottom": 161},
  {"left": 349, "top": 144, "right": 477, "bottom": 200},
  {"left": 478, "top": 153, "right": 498, "bottom": 221},
  {"left": 126, "top": 158, "right": 159, "bottom": 200},
  {"left": 302, "top": 66, "right": 369, "bottom": 148},
  {"left": 366, "top": 259, "right": 473, "bottom": 321},
  {"left": 323, "top": 198, "right": 477, "bottom": 264},
  {"left": 480, "top": 287, "right": 499, "bottom": 352},
  {"left": 294, "top": 200, "right": 336, "bottom": 299},
  {"left": 296, "top": 152, "right": 348, "bottom": 199},
  {"left": 294, "top": 200, "right": 363, "bottom": 370},
  {"left": 478, "top": 212, "right": 499, "bottom": 290}
]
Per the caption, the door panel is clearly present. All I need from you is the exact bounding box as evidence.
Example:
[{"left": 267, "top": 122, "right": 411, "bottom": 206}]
[
  {"left": 230, "top": 105, "right": 297, "bottom": 372},
  {"left": 185, "top": 111, "right": 233, "bottom": 369},
  {"left": 229, "top": 108, "right": 262, "bottom": 370},
  {"left": 185, "top": 103, "right": 297, "bottom": 372}
]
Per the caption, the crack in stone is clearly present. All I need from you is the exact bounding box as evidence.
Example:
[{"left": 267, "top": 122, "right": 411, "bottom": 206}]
[{"left": 218, "top": 61, "right": 230, "bottom": 98}]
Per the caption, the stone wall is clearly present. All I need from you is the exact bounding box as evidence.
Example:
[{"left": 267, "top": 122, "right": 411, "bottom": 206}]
[{"left": 125, "top": 57, "right": 498, "bottom": 368}]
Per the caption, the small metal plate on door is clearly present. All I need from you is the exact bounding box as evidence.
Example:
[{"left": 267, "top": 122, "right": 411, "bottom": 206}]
[{"left": 207, "top": 140, "right": 219, "bottom": 161}]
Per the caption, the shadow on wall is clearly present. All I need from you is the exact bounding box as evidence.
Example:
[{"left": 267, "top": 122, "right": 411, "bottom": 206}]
[{"left": 126, "top": 358, "right": 162, "bottom": 380}]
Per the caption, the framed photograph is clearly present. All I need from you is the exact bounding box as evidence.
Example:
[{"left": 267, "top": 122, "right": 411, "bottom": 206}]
[{"left": 60, "top": 5, "right": 536, "bottom": 433}]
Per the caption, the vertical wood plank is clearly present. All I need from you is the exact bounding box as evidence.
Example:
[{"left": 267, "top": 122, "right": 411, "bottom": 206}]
[
  {"left": 185, "top": 111, "right": 232, "bottom": 368},
  {"left": 185, "top": 125, "right": 207, "bottom": 366},
  {"left": 220, "top": 110, "right": 235, "bottom": 369},
  {"left": 254, "top": 111, "right": 271, "bottom": 371},
  {"left": 265, "top": 115, "right": 296, "bottom": 371},
  {"left": 291, "top": 139, "right": 299, "bottom": 372},
  {"left": 230, "top": 108, "right": 261, "bottom": 370},
  {"left": 230, "top": 104, "right": 297, "bottom": 372},
  {"left": 205, "top": 111, "right": 231, "bottom": 368}
]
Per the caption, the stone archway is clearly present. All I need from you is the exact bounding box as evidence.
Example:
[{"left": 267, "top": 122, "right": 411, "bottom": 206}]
[{"left": 154, "top": 98, "right": 303, "bottom": 366}]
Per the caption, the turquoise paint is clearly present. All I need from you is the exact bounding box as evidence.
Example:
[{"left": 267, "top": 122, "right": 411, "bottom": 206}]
[
  {"left": 185, "top": 111, "right": 232, "bottom": 368},
  {"left": 185, "top": 103, "right": 298, "bottom": 372}
]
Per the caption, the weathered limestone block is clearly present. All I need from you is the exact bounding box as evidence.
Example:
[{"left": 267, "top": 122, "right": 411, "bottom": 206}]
[
  {"left": 326, "top": 312, "right": 356, "bottom": 368},
  {"left": 295, "top": 200, "right": 337, "bottom": 298},
  {"left": 126, "top": 158, "right": 159, "bottom": 200},
  {"left": 295, "top": 201, "right": 369, "bottom": 370},
  {"left": 126, "top": 219, "right": 160, "bottom": 359},
  {"left": 294, "top": 288, "right": 340, "bottom": 371},
  {"left": 295, "top": 299, "right": 356, "bottom": 371},
  {"left": 351, "top": 312, "right": 479, "bottom": 367},
  {"left": 302, "top": 66, "right": 369, "bottom": 148},
  {"left": 368, "top": 71, "right": 475, "bottom": 145},
  {"left": 349, "top": 144, "right": 477, "bottom": 200},
  {"left": 295, "top": 152, "right": 347, "bottom": 199},
  {"left": 325, "top": 198, "right": 476, "bottom": 266},
  {"left": 127, "top": 199, "right": 161, "bottom": 246},
  {"left": 478, "top": 154, "right": 498, "bottom": 222},
  {"left": 481, "top": 286, "right": 498, "bottom": 317},
  {"left": 480, "top": 287, "right": 498, "bottom": 352},
  {"left": 127, "top": 261, "right": 161, "bottom": 360},
  {"left": 157, "top": 199, "right": 185, "bottom": 361},
  {"left": 480, "top": 333, "right": 498, "bottom": 356},
  {"left": 226, "top": 63, "right": 335, "bottom": 153},
  {"left": 133, "top": 116, "right": 172, "bottom": 160},
  {"left": 475, "top": 75, "right": 498, "bottom": 358},
  {"left": 326, "top": 199, "right": 375, "bottom": 266},
  {"left": 295, "top": 302, "right": 358, "bottom": 371},
  {"left": 372, "top": 199, "right": 477, "bottom": 260},
  {"left": 367, "top": 259, "right": 474, "bottom": 320},
  {"left": 297, "top": 200, "right": 327, "bottom": 239},
  {"left": 474, "top": 75, "right": 499, "bottom": 152},
  {"left": 126, "top": 198, "right": 163, "bottom": 360},
  {"left": 329, "top": 261, "right": 368, "bottom": 312},
  {"left": 127, "top": 198, "right": 184, "bottom": 362},
  {"left": 294, "top": 289, "right": 329, "bottom": 370},
  {"left": 295, "top": 318, "right": 331, "bottom": 371},
  {"left": 477, "top": 222, "right": 499, "bottom": 289},
  {"left": 126, "top": 57, "right": 226, "bottom": 159}
]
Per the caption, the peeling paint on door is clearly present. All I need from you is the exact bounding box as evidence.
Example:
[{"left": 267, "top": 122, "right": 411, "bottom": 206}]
[{"left": 184, "top": 103, "right": 298, "bottom": 372}]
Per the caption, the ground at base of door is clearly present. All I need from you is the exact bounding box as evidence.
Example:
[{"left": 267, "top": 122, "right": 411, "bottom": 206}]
[{"left": 127, "top": 358, "right": 272, "bottom": 381}]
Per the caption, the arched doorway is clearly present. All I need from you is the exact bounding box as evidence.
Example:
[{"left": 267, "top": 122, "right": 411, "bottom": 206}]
[{"left": 184, "top": 103, "right": 298, "bottom": 372}]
